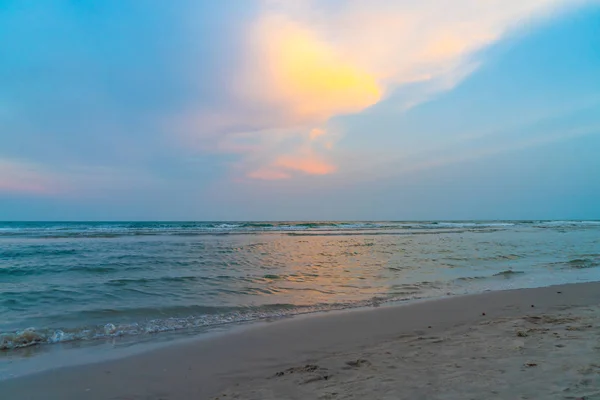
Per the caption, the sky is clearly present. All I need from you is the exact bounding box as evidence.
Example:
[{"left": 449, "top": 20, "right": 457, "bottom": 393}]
[{"left": 1, "top": 0, "right": 599, "bottom": 221}]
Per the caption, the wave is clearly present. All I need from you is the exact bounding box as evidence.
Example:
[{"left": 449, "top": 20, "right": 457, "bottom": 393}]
[
  {"left": 105, "top": 275, "right": 207, "bottom": 286},
  {"left": 534, "top": 221, "right": 600, "bottom": 228},
  {"left": 0, "top": 267, "right": 535, "bottom": 352},
  {"left": 0, "top": 295, "right": 422, "bottom": 351},
  {"left": 0, "top": 262, "right": 146, "bottom": 278},
  {"left": 455, "top": 270, "right": 525, "bottom": 281},
  {"left": 0, "top": 220, "right": 548, "bottom": 238},
  {"left": 1, "top": 220, "right": 597, "bottom": 239},
  {"left": 0, "top": 248, "right": 79, "bottom": 258},
  {"left": 0, "top": 266, "right": 44, "bottom": 277},
  {"left": 492, "top": 269, "right": 525, "bottom": 277},
  {"left": 548, "top": 257, "right": 600, "bottom": 270},
  {"left": 567, "top": 258, "right": 600, "bottom": 269},
  {"left": 421, "top": 222, "right": 516, "bottom": 228}
]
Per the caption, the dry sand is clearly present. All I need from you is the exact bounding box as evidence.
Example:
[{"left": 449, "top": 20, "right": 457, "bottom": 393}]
[{"left": 2, "top": 282, "right": 600, "bottom": 400}]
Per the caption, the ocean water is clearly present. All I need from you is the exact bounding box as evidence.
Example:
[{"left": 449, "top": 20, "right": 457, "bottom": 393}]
[{"left": 1, "top": 221, "right": 599, "bottom": 360}]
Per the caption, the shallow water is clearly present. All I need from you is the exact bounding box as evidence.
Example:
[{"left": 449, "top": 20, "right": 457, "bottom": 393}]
[{"left": 1, "top": 221, "right": 599, "bottom": 359}]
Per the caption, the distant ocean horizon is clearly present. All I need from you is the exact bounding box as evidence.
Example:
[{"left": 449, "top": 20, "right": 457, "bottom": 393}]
[{"left": 1, "top": 220, "right": 599, "bottom": 375}]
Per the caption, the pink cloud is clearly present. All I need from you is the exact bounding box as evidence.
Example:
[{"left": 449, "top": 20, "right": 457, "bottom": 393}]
[
  {"left": 274, "top": 154, "right": 336, "bottom": 176},
  {"left": 247, "top": 148, "right": 336, "bottom": 181},
  {"left": 0, "top": 181, "right": 51, "bottom": 195},
  {"left": 0, "top": 160, "right": 65, "bottom": 195}
]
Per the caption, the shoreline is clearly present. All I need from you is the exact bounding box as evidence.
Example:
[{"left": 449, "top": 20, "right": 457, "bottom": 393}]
[
  {"left": 0, "top": 268, "right": 592, "bottom": 363},
  {"left": 2, "top": 281, "right": 600, "bottom": 399},
  {"left": 0, "top": 276, "right": 582, "bottom": 380}
]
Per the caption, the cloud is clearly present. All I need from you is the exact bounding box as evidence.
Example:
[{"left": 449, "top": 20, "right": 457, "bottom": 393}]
[
  {"left": 178, "top": 0, "right": 574, "bottom": 180},
  {"left": 219, "top": 126, "right": 338, "bottom": 180},
  {"left": 0, "top": 158, "right": 167, "bottom": 199},
  {"left": 259, "top": 129, "right": 337, "bottom": 179},
  {"left": 236, "top": 12, "right": 383, "bottom": 123},
  {"left": 0, "top": 159, "right": 63, "bottom": 195},
  {"left": 274, "top": 153, "right": 336, "bottom": 175}
]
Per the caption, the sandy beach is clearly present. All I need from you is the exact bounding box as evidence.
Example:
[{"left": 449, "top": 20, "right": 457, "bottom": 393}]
[{"left": 2, "top": 282, "right": 600, "bottom": 400}]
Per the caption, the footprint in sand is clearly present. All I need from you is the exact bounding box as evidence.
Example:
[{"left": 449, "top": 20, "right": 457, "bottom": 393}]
[
  {"left": 303, "top": 374, "right": 332, "bottom": 384},
  {"left": 273, "top": 364, "right": 331, "bottom": 384},
  {"left": 274, "top": 364, "right": 321, "bottom": 377},
  {"left": 345, "top": 359, "right": 371, "bottom": 368}
]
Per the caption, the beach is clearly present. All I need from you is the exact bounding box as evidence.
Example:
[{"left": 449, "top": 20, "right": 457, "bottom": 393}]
[
  {"left": 2, "top": 281, "right": 600, "bottom": 399},
  {"left": 2, "top": 0, "right": 598, "bottom": 395}
]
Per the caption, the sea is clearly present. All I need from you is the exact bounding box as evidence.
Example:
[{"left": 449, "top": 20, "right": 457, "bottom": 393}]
[{"left": 1, "top": 220, "right": 599, "bottom": 378}]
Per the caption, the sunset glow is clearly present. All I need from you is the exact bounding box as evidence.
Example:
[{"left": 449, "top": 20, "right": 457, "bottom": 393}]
[
  {"left": 260, "top": 16, "right": 382, "bottom": 120},
  {"left": 1, "top": 0, "right": 599, "bottom": 220}
]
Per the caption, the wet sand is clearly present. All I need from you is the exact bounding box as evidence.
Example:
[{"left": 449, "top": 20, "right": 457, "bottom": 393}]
[{"left": 2, "top": 282, "right": 600, "bottom": 399}]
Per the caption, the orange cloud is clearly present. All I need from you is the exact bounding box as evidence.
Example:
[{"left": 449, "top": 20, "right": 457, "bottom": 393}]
[
  {"left": 245, "top": 0, "right": 571, "bottom": 105},
  {"left": 274, "top": 153, "right": 336, "bottom": 176},
  {"left": 309, "top": 128, "right": 326, "bottom": 140},
  {"left": 249, "top": 15, "right": 382, "bottom": 121},
  {"left": 247, "top": 153, "right": 335, "bottom": 180},
  {"left": 178, "top": 0, "right": 572, "bottom": 181},
  {"left": 243, "top": 127, "right": 337, "bottom": 180}
]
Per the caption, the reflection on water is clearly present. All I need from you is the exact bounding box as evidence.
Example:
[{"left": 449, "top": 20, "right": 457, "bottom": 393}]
[{"left": 1, "top": 221, "right": 599, "bottom": 355}]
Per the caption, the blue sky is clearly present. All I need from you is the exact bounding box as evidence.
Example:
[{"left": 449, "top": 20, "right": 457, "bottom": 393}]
[{"left": 1, "top": 0, "right": 599, "bottom": 220}]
